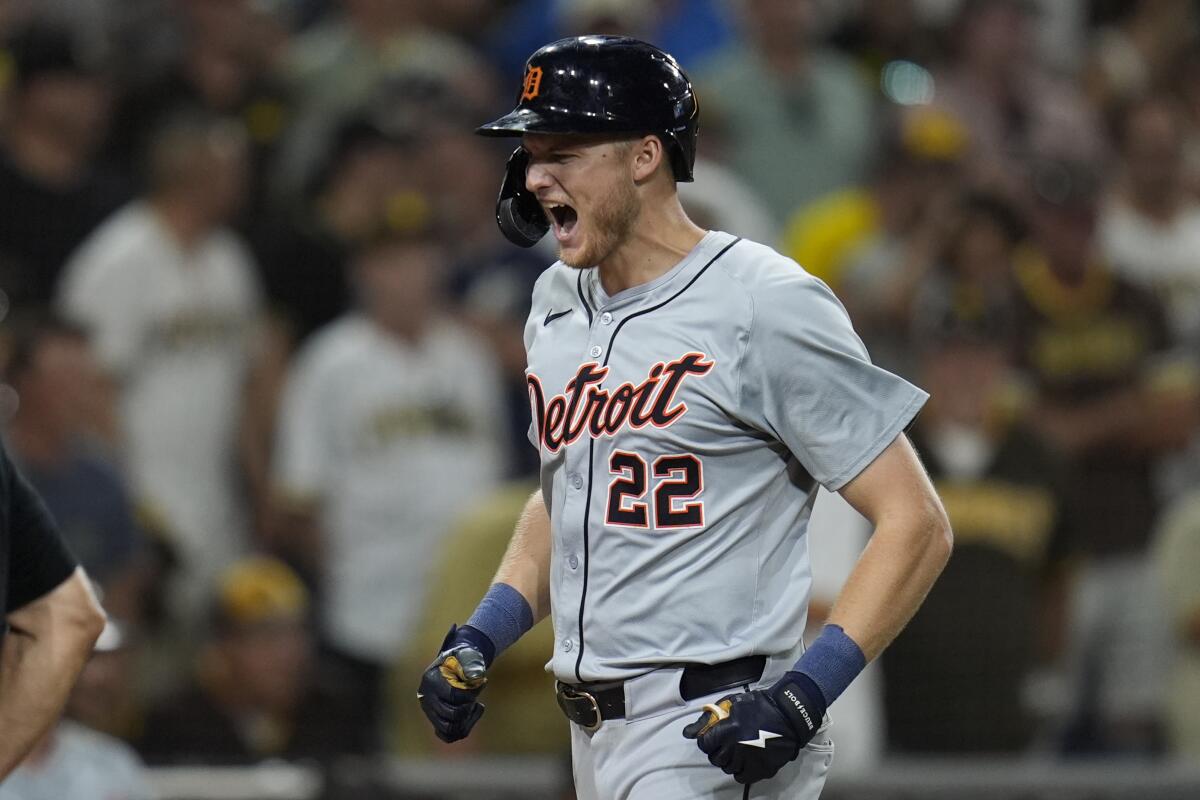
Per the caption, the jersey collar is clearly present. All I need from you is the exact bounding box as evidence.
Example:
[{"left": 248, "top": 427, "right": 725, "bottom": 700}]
[{"left": 586, "top": 230, "right": 736, "bottom": 310}]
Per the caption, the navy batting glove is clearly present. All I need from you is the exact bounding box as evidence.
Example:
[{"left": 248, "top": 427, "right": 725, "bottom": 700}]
[
  {"left": 417, "top": 625, "right": 491, "bottom": 743},
  {"left": 683, "top": 672, "right": 827, "bottom": 785}
]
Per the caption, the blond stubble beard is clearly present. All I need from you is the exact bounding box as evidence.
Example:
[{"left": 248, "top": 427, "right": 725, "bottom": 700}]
[{"left": 559, "top": 177, "right": 642, "bottom": 269}]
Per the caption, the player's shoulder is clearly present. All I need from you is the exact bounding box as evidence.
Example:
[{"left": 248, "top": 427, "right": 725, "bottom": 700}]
[
  {"left": 716, "top": 235, "right": 835, "bottom": 304},
  {"left": 710, "top": 235, "right": 855, "bottom": 344}
]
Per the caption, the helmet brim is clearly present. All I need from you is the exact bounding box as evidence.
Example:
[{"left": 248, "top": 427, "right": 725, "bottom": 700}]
[
  {"left": 476, "top": 106, "right": 639, "bottom": 138},
  {"left": 476, "top": 108, "right": 547, "bottom": 137}
]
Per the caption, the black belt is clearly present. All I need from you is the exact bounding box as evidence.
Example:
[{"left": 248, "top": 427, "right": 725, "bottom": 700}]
[{"left": 556, "top": 655, "right": 767, "bottom": 731}]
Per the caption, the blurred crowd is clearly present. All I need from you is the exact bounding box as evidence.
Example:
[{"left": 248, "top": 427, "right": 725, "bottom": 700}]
[{"left": 0, "top": 0, "right": 1199, "bottom": 795}]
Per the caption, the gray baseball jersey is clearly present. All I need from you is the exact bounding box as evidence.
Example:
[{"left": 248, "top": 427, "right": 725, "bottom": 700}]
[{"left": 524, "top": 230, "right": 928, "bottom": 685}]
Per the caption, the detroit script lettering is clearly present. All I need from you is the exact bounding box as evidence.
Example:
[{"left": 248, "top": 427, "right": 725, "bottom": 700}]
[{"left": 528, "top": 352, "right": 714, "bottom": 452}]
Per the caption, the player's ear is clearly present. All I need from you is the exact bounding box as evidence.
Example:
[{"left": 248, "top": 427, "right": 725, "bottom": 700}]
[{"left": 629, "top": 135, "right": 664, "bottom": 182}]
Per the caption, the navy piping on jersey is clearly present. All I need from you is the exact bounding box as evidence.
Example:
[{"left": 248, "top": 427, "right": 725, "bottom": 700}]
[
  {"left": 573, "top": 236, "right": 741, "bottom": 682},
  {"left": 576, "top": 270, "right": 593, "bottom": 325}
]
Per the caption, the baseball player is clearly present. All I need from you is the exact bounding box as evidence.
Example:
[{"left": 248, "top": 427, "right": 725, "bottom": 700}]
[{"left": 418, "top": 36, "right": 953, "bottom": 799}]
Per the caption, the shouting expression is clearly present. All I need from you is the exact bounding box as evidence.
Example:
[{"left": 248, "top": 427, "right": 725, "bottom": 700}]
[{"left": 523, "top": 132, "right": 642, "bottom": 268}]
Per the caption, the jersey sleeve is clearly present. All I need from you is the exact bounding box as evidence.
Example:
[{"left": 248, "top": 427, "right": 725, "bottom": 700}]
[
  {"left": 738, "top": 268, "right": 928, "bottom": 491},
  {"left": 3, "top": 443, "right": 78, "bottom": 612}
]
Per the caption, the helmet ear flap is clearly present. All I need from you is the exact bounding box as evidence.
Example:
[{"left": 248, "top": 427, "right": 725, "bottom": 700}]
[{"left": 495, "top": 147, "right": 549, "bottom": 248}]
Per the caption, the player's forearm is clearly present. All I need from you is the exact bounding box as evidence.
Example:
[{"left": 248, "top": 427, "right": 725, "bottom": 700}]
[
  {"left": 492, "top": 489, "right": 553, "bottom": 623},
  {"left": 0, "top": 569, "right": 105, "bottom": 778},
  {"left": 827, "top": 498, "right": 952, "bottom": 662},
  {"left": 448, "top": 491, "right": 549, "bottom": 667}
]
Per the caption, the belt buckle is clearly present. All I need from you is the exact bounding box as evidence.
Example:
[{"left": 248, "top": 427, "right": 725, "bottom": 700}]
[{"left": 557, "top": 682, "right": 603, "bottom": 732}]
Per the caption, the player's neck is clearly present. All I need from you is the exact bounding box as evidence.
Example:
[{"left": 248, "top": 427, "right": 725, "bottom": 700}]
[{"left": 596, "top": 199, "right": 706, "bottom": 296}]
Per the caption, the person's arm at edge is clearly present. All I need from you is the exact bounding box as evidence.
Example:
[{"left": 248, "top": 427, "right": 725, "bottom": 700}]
[
  {"left": 829, "top": 433, "right": 953, "bottom": 661},
  {"left": 490, "top": 489, "right": 552, "bottom": 625},
  {"left": 0, "top": 567, "right": 106, "bottom": 779}
]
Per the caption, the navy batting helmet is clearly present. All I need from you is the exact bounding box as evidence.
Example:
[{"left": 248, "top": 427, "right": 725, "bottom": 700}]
[{"left": 477, "top": 36, "right": 699, "bottom": 247}]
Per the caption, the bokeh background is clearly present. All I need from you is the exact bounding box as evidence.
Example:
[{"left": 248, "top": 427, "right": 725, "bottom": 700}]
[{"left": 0, "top": 0, "right": 1199, "bottom": 797}]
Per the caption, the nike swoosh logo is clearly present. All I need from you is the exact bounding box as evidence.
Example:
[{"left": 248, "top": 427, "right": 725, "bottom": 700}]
[
  {"left": 544, "top": 308, "right": 573, "bottom": 326},
  {"left": 739, "top": 730, "right": 782, "bottom": 749}
]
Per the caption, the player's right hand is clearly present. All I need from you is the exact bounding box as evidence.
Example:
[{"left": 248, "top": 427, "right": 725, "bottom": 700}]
[{"left": 417, "top": 625, "right": 489, "bottom": 743}]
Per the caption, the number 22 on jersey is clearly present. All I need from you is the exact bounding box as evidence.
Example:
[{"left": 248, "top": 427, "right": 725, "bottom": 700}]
[{"left": 606, "top": 451, "right": 704, "bottom": 529}]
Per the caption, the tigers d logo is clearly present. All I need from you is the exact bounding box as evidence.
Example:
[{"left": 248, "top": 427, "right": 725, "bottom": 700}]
[{"left": 521, "top": 66, "right": 544, "bottom": 101}]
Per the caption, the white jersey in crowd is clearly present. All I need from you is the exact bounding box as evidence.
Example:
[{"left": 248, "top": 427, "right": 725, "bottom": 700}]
[
  {"left": 0, "top": 721, "right": 154, "bottom": 800},
  {"left": 274, "top": 314, "right": 506, "bottom": 663},
  {"left": 57, "top": 201, "right": 261, "bottom": 614},
  {"left": 1100, "top": 198, "right": 1200, "bottom": 348}
]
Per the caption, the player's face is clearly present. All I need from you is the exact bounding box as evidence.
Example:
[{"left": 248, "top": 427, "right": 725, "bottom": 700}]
[{"left": 523, "top": 133, "right": 641, "bottom": 268}]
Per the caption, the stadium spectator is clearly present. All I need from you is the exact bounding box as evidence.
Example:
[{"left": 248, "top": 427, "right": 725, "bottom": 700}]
[
  {"left": 555, "top": 0, "right": 655, "bottom": 37},
  {"left": 1100, "top": 94, "right": 1200, "bottom": 351},
  {"left": 1167, "top": 45, "right": 1200, "bottom": 190},
  {"left": 828, "top": 0, "right": 942, "bottom": 88},
  {"left": 783, "top": 110, "right": 970, "bottom": 377},
  {"left": 139, "top": 556, "right": 368, "bottom": 765},
  {"left": 270, "top": 219, "right": 506, "bottom": 744},
  {"left": 694, "top": 0, "right": 876, "bottom": 222},
  {"left": 415, "top": 104, "right": 548, "bottom": 478},
  {"left": 486, "top": 0, "right": 731, "bottom": 79},
  {"left": 899, "top": 191, "right": 1028, "bottom": 377},
  {"left": 254, "top": 112, "right": 416, "bottom": 350},
  {"left": 1153, "top": 489, "right": 1200, "bottom": 758},
  {"left": 926, "top": 0, "right": 1106, "bottom": 192},
  {"left": 104, "top": 0, "right": 292, "bottom": 225},
  {"left": 1083, "top": 0, "right": 1197, "bottom": 115},
  {"left": 1012, "top": 160, "right": 1198, "bottom": 755},
  {"left": 3, "top": 314, "right": 149, "bottom": 623},
  {"left": 884, "top": 306, "right": 1071, "bottom": 754},
  {"left": 57, "top": 112, "right": 264, "bottom": 624},
  {"left": 0, "top": 620, "right": 153, "bottom": 800},
  {"left": 782, "top": 109, "right": 968, "bottom": 295},
  {"left": 1099, "top": 94, "right": 1200, "bottom": 499},
  {"left": 274, "top": 0, "right": 491, "bottom": 200},
  {"left": 0, "top": 23, "right": 126, "bottom": 309}
]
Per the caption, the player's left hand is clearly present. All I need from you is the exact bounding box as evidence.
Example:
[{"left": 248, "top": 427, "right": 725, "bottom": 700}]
[{"left": 682, "top": 674, "right": 824, "bottom": 785}]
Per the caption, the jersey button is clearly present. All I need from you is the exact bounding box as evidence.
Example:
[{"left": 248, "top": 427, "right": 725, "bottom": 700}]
[
  {"left": 589, "top": 345, "right": 603, "bottom": 359},
  {"left": 570, "top": 473, "right": 583, "bottom": 490},
  {"left": 568, "top": 554, "right": 579, "bottom": 569},
  {"left": 563, "top": 639, "right": 573, "bottom": 652},
  {"left": 600, "top": 312, "right": 613, "bottom": 325}
]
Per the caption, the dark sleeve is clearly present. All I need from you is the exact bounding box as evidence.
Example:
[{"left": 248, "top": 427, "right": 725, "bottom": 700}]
[{"left": 4, "top": 444, "right": 78, "bottom": 612}]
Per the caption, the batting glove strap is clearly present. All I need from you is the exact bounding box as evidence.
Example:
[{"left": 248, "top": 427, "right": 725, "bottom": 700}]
[{"left": 768, "top": 671, "right": 827, "bottom": 742}]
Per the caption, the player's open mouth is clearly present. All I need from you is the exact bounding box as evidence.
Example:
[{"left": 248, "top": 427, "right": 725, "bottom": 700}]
[{"left": 548, "top": 203, "right": 579, "bottom": 242}]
